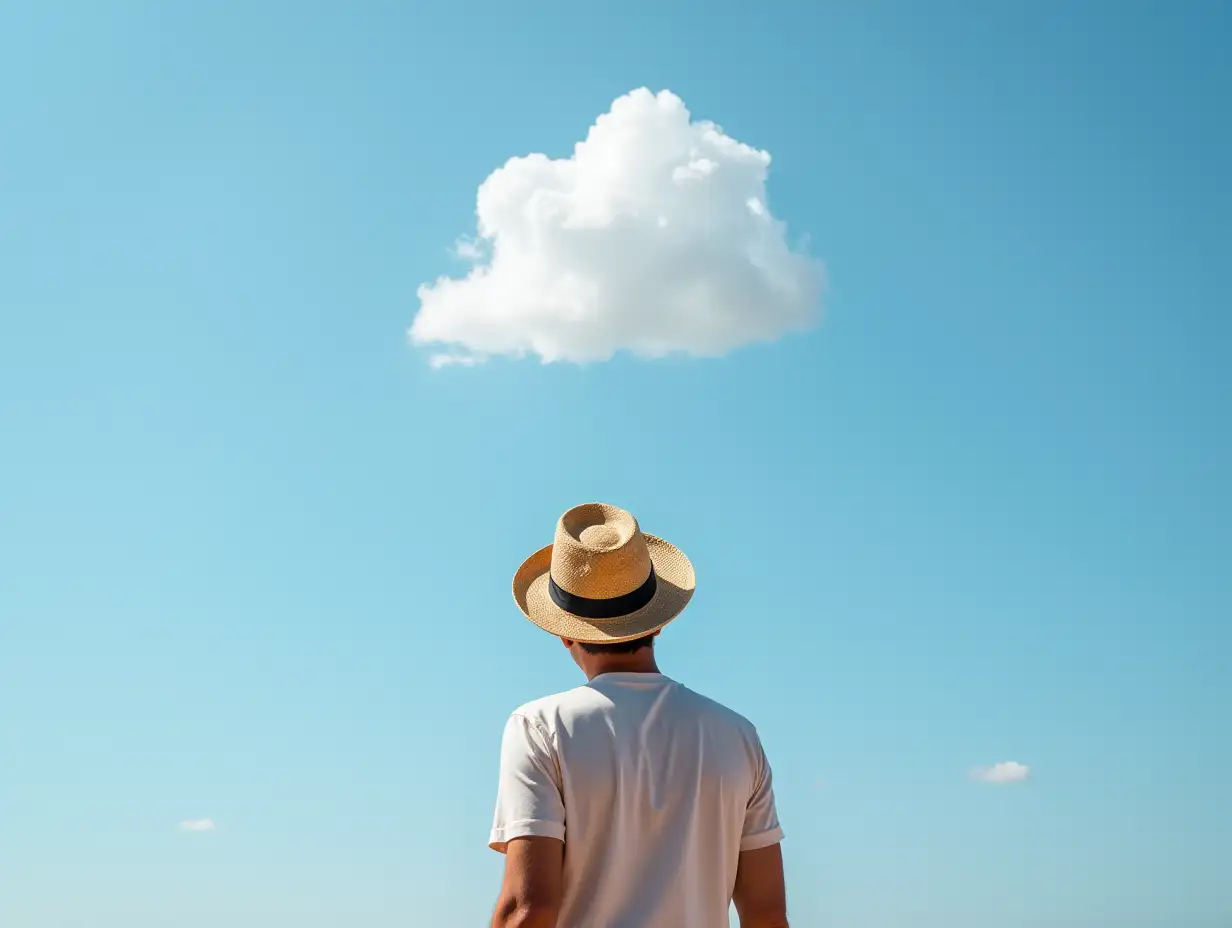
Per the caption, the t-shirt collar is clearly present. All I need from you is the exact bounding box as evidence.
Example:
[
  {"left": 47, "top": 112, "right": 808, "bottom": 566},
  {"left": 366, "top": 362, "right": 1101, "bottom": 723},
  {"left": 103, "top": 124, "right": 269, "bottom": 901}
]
[{"left": 589, "top": 671, "right": 671, "bottom": 683}]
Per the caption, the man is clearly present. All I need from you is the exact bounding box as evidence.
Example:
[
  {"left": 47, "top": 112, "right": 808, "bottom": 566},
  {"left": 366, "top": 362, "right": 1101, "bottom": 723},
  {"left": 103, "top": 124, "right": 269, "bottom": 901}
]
[{"left": 489, "top": 503, "right": 789, "bottom": 928}]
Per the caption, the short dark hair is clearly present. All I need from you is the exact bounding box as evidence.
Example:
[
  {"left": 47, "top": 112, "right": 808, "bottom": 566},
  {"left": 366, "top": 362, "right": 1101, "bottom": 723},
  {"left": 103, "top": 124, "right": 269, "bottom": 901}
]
[{"left": 578, "top": 633, "right": 656, "bottom": 655}]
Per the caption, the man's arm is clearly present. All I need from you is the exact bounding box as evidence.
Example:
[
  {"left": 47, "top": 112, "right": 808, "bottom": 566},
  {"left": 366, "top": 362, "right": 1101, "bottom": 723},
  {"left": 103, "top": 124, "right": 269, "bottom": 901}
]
[
  {"left": 491, "top": 835, "right": 563, "bottom": 928},
  {"left": 732, "top": 843, "right": 789, "bottom": 928}
]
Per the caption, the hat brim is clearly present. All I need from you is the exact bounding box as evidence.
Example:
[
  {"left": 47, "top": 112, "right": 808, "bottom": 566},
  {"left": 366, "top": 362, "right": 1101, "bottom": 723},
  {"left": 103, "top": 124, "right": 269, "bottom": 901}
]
[{"left": 512, "top": 534, "right": 695, "bottom": 644}]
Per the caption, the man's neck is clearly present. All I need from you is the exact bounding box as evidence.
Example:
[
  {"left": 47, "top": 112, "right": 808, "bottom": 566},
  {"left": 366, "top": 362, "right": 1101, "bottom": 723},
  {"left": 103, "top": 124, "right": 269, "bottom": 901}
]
[{"left": 584, "top": 652, "right": 661, "bottom": 680}]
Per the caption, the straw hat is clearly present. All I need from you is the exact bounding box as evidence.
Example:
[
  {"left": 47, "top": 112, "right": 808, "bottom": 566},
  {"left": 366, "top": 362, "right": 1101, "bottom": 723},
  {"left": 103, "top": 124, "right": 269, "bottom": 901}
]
[{"left": 513, "top": 503, "right": 696, "bottom": 644}]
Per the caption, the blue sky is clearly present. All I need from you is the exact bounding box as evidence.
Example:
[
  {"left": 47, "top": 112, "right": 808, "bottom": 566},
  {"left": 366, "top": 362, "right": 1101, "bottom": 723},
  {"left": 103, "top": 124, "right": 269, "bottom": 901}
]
[{"left": 2, "top": 2, "right": 1229, "bottom": 926}]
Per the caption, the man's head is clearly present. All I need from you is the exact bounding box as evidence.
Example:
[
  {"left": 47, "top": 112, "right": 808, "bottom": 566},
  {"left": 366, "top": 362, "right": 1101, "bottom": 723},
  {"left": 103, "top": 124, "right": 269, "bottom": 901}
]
[
  {"left": 512, "top": 503, "right": 694, "bottom": 675},
  {"left": 561, "top": 631, "right": 659, "bottom": 678}
]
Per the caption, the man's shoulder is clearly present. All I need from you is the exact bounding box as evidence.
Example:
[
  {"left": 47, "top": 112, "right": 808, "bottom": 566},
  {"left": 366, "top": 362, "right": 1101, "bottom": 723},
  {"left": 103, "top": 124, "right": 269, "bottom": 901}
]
[
  {"left": 673, "top": 683, "right": 762, "bottom": 737},
  {"left": 509, "top": 685, "right": 604, "bottom": 728},
  {"left": 507, "top": 678, "right": 763, "bottom": 744}
]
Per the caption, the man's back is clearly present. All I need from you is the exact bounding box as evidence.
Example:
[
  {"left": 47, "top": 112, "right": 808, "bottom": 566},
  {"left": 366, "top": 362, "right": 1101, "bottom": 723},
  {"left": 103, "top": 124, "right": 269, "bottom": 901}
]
[{"left": 491, "top": 672, "right": 783, "bottom": 928}]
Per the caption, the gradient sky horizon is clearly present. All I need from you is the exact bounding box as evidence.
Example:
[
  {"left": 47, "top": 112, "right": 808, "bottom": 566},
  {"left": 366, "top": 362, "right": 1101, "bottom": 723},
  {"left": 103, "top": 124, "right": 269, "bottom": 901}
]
[{"left": 2, "top": 2, "right": 1229, "bottom": 927}]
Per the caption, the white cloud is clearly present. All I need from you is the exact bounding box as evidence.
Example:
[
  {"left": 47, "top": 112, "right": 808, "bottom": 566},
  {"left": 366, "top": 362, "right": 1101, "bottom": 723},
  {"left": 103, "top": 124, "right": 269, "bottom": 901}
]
[
  {"left": 970, "top": 761, "right": 1030, "bottom": 784},
  {"left": 452, "top": 236, "right": 485, "bottom": 261},
  {"left": 179, "top": 818, "right": 217, "bottom": 831},
  {"left": 428, "top": 353, "right": 481, "bottom": 369},
  {"left": 410, "top": 88, "right": 823, "bottom": 365}
]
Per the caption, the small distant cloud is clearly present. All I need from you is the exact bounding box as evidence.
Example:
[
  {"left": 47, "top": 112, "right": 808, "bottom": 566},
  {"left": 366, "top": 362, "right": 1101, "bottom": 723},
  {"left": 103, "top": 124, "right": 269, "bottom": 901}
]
[
  {"left": 452, "top": 236, "right": 485, "bottom": 261},
  {"left": 428, "top": 353, "right": 481, "bottom": 369},
  {"left": 970, "top": 761, "right": 1030, "bottom": 784},
  {"left": 179, "top": 818, "right": 216, "bottom": 831}
]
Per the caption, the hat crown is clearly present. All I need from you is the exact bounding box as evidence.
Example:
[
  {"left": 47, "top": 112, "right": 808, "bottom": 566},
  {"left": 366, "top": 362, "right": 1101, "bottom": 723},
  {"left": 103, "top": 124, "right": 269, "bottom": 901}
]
[{"left": 550, "top": 503, "right": 653, "bottom": 600}]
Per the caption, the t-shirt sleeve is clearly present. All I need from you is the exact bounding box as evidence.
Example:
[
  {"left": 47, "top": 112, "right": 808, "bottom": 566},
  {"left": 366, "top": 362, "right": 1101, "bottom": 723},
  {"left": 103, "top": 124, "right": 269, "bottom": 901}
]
[
  {"left": 489, "top": 712, "right": 566, "bottom": 853},
  {"left": 741, "top": 734, "right": 785, "bottom": 851}
]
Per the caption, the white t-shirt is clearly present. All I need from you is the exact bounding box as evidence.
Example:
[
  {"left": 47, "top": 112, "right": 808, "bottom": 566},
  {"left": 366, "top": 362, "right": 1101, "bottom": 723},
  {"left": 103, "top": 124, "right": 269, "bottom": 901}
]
[{"left": 490, "top": 672, "right": 783, "bottom": 928}]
